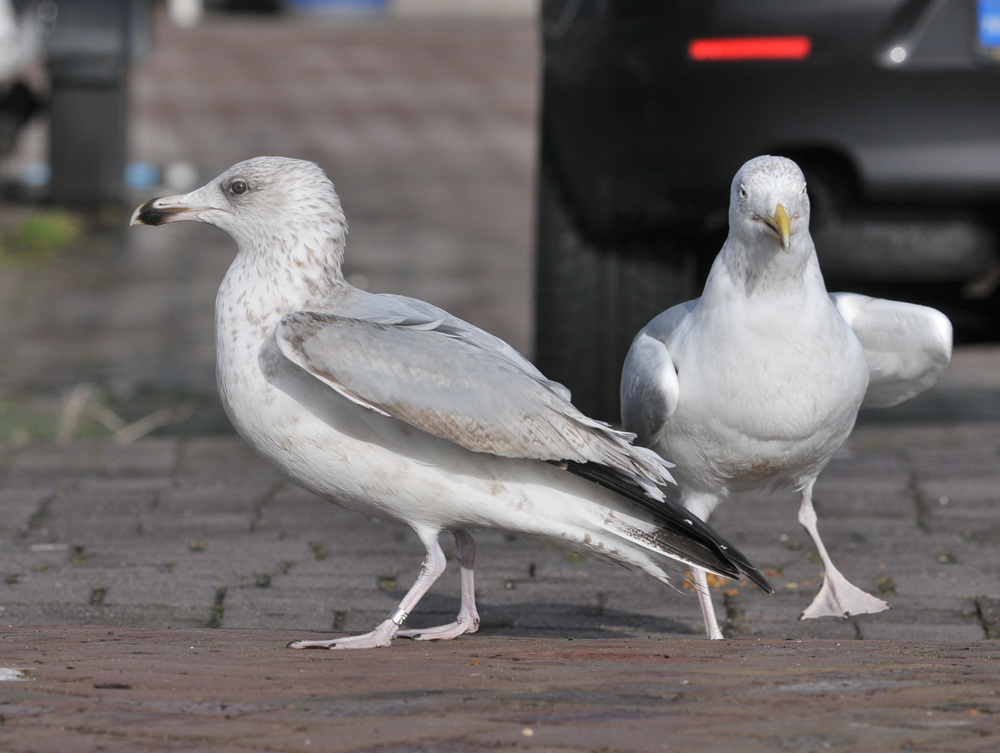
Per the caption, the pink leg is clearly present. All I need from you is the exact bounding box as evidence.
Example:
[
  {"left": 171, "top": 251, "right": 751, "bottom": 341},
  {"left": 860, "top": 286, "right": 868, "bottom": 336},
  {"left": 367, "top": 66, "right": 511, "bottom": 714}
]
[
  {"left": 797, "top": 480, "right": 889, "bottom": 620},
  {"left": 288, "top": 528, "right": 446, "bottom": 650},
  {"left": 692, "top": 568, "right": 725, "bottom": 640},
  {"left": 682, "top": 493, "right": 725, "bottom": 639},
  {"left": 398, "top": 529, "right": 480, "bottom": 641}
]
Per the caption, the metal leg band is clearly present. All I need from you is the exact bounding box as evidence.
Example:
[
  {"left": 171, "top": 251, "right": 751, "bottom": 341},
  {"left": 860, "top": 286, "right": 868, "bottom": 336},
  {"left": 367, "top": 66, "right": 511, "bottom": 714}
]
[{"left": 388, "top": 606, "right": 409, "bottom": 626}]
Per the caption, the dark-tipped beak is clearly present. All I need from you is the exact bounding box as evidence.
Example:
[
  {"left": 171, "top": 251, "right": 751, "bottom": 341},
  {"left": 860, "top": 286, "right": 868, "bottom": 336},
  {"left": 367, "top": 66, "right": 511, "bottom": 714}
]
[
  {"left": 130, "top": 195, "right": 205, "bottom": 226},
  {"left": 761, "top": 203, "right": 792, "bottom": 252}
]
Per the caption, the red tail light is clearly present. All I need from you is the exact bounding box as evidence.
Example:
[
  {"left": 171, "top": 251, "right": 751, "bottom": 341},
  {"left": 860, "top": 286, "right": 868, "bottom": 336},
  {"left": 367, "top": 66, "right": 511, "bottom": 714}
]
[{"left": 688, "top": 36, "right": 812, "bottom": 61}]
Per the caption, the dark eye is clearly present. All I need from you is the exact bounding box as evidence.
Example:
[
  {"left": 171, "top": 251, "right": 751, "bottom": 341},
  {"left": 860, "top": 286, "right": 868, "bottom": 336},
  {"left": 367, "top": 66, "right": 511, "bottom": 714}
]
[
  {"left": 739, "top": 185, "right": 748, "bottom": 200},
  {"left": 229, "top": 180, "right": 248, "bottom": 196}
]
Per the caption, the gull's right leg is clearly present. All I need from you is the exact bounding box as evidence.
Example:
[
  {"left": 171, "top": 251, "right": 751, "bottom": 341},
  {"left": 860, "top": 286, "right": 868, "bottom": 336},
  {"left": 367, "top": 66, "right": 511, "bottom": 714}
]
[
  {"left": 398, "top": 529, "right": 480, "bottom": 641},
  {"left": 693, "top": 568, "right": 725, "bottom": 640},
  {"left": 288, "top": 527, "right": 446, "bottom": 650}
]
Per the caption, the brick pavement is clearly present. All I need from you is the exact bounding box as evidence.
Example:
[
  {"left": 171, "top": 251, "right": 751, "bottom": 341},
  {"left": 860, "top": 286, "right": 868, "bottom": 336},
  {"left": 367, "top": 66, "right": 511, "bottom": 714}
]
[
  {"left": 1, "top": 629, "right": 998, "bottom": 752},
  {"left": 0, "top": 389, "right": 998, "bottom": 751},
  {"left": 1, "top": 423, "right": 998, "bottom": 644},
  {"left": 3, "top": 383, "right": 999, "bottom": 751}
]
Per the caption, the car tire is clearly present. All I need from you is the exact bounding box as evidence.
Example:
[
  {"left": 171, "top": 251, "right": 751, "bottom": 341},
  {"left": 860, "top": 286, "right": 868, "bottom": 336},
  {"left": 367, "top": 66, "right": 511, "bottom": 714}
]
[{"left": 534, "top": 159, "right": 699, "bottom": 424}]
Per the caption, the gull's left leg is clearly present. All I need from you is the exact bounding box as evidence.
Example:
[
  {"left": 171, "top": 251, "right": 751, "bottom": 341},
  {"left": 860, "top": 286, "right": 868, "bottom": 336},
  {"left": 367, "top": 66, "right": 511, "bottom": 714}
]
[
  {"left": 288, "top": 528, "right": 446, "bottom": 650},
  {"left": 683, "top": 492, "right": 725, "bottom": 639},
  {"left": 398, "top": 529, "right": 480, "bottom": 641},
  {"left": 797, "top": 480, "right": 889, "bottom": 620}
]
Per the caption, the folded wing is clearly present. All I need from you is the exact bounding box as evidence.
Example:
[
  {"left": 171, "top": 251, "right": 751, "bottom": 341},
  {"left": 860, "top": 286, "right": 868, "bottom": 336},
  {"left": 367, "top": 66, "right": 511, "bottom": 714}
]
[
  {"left": 337, "top": 292, "right": 573, "bottom": 402},
  {"left": 620, "top": 303, "right": 693, "bottom": 446},
  {"left": 275, "top": 311, "right": 674, "bottom": 489},
  {"left": 831, "top": 293, "right": 953, "bottom": 409}
]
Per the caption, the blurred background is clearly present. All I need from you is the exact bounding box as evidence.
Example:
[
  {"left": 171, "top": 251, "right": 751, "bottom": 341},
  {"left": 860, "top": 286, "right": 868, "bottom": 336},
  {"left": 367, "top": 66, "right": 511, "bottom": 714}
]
[
  {"left": 0, "top": 0, "right": 541, "bottom": 441},
  {"left": 0, "top": 0, "right": 997, "bottom": 444}
]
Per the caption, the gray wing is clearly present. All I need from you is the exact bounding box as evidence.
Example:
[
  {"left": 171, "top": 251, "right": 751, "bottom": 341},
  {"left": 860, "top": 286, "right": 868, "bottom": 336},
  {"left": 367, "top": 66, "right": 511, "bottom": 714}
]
[
  {"left": 832, "top": 292, "right": 953, "bottom": 409},
  {"left": 336, "top": 292, "right": 572, "bottom": 402},
  {"left": 275, "top": 311, "right": 673, "bottom": 489},
  {"left": 620, "top": 303, "right": 691, "bottom": 447}
]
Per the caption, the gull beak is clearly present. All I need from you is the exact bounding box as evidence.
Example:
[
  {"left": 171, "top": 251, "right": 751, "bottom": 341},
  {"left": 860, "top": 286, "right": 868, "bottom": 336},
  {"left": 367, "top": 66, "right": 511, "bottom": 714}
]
[
  {"left": 761, "top": 203, "right": 792, "bottom": 252},
  {"left": 130, "top": 194, "right": 207, "bottom": 226}
]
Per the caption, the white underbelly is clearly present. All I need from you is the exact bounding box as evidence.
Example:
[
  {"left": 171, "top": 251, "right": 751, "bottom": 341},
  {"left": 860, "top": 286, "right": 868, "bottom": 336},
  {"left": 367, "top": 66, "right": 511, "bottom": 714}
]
[{"left": 660, "top": 313, "right": 868, "bottom": 494}]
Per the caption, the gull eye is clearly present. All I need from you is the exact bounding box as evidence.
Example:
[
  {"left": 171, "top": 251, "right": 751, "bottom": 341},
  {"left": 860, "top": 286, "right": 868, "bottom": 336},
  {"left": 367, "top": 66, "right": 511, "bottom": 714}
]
[
  {"left": 802, "top": 183, "right": 808, "bottom": 196},
  {"left": 739, "top": 184, "right": 748, "bottom": 200},
  {"left": 228, "top": 179, "right": 248, "bottom": 196}
]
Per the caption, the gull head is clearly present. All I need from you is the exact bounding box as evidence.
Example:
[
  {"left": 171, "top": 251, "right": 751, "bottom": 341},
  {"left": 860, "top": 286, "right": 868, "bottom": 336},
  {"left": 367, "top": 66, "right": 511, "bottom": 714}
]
[
  {"left": 131, "top": 156, "right": 348, "bottom": 267},
  {"left": 729, "top": 155, "right": 809, "bottom": 254}
]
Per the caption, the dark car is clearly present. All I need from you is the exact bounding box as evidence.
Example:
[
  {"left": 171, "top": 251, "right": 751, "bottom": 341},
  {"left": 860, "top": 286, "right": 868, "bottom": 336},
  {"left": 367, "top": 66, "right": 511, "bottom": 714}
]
[{"left": 535, "top": 0, "right": 1000, "bottom": 421}]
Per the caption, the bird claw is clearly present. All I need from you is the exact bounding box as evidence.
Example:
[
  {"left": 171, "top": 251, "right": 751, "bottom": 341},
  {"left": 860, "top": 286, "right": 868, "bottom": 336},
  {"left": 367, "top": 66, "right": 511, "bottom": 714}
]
[
  {"left": 287, "top": 639, "right": 336, "bottom": 650},
  {"left": 396, "top": 614, "right": 479, "bottom": 642},
  {"left": 287, "top": 620, "right": 398, "bottom": 650}
]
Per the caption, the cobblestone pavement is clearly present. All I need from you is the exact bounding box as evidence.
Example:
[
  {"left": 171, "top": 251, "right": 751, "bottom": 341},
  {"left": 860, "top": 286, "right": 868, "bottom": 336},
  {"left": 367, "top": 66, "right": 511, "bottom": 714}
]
[
  {"left": 1, "top": 425, "right": 998, "bottom": 643},
  {"left": 0, "top": 421, "right": 998, "bottom": 750},
  {"left": 0, "top": 9, "right": 999, "bottom": 753}
]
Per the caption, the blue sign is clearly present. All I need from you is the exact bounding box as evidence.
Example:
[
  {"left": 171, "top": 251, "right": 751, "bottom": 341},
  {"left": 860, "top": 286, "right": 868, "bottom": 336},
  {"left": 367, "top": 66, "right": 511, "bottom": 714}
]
[{"left": 980, "top": 0, "right": 1000, "bottom": 49}]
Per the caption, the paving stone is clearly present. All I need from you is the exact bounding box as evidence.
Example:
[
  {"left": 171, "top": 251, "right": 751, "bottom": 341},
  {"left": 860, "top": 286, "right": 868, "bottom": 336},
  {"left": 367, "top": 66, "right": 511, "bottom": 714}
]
[{"left": 5, "top": 440, "right": 179, "bottom": 477}]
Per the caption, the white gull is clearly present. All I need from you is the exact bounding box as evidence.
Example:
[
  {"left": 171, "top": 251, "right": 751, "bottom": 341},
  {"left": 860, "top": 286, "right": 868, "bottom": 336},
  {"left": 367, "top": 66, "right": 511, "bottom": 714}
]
[
  {"left": 132, "top": 156, "right": 772, "bottom": 649},
  {"left": 621, "top": 155, "right": 952, "bottom": 640}
]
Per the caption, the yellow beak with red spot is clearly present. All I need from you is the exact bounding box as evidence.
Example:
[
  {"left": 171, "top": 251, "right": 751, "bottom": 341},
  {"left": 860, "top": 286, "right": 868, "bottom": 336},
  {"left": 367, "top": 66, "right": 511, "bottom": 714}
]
[{"left": 761, "top": 203, "right": 791, "bottom": 252}]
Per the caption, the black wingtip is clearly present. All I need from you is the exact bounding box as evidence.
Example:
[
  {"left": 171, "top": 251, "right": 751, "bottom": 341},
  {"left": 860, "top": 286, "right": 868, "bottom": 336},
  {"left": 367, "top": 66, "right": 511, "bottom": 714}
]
[
  {"left": 677, "top": 516, "right": 773, "bottom": 594},
  {"left": 739, "top": 562, "right": 775, "bottom": 595},
  {"left": 709, "top": 534, "right": 774, "bottom": 594},
  {"left": 565, "top": 461, "right": 774, "bottom": 594},
  {"left": 677, "top": 512, "right": 774, "bottom": 594}
]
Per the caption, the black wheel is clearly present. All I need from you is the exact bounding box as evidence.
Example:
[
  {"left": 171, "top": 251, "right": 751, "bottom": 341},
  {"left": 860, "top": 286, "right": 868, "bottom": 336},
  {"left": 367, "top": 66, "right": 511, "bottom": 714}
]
[{"left": 533, "top": 151, "right": 699, "bottom": 424}]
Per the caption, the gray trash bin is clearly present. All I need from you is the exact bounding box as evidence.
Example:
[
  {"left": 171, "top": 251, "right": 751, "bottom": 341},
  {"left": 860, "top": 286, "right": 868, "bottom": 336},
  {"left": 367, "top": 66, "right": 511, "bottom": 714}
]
[{"left": 44, "top": 0, "right": 150, "bottom": 205}]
